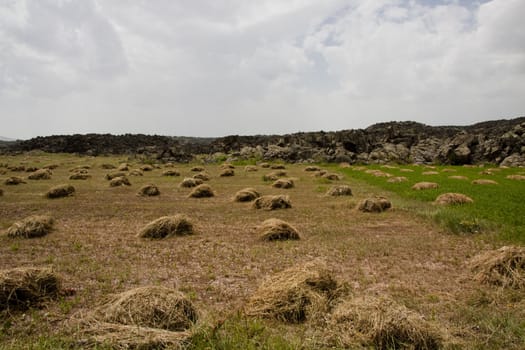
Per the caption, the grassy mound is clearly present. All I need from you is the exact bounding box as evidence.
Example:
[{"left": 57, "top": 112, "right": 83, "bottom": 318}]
[
  {"left": 4, "top": 176, "right": 26, "bottom": 185},
  {"left": 253, "top": 195, "right": 292, "bottom": 210},
  {"left": 470, "top": 246, "right": 525, "bottom": 288},
  {"left": 245, "top": 262, "right": 339, "bottom": 323},
  {"left": 180, "top": 178, "right": 203, "bottom": 188},
  {"left": 109, "top": 176, "right": 131, "bottom": 187},
  {"left": 435, "top": 193, "right": 473, "bottom": 205},
  {"left": 357, "top": 197, "right": 391, "bottom": 213},
  {"left": 258, "top": 218, "right": 300, "bottom": 241},
  {"left": 189, "top": 184, "right": 215, "bottom": 198},
  {"left": 272, "top": 178, "right": 294, "bottom": 189},
  {"left": 138, "top": 184, "right": 161, "bottom": 197},
  {"left": 0, "top": 267, "right": 60, "bottom": 310},
  {"left": 233, "top": 188, "right": 260, "bottom": 202},
  {"left": 326, "top": 185, "right": 352, "bottom": 196},
  {"left": 46, "top": 184, "right": 75, "bottom": 198},
  {"left": 412, "top": 182, "right": 439, "bottom": 190},
  {"left": 138, "top": 215, "right": 193, "bottom": 239},
  {"left": 329, "top": 296, "right": 442, "bottom": 350},
  {"left": 6, "top": 215, "right": 54, "bottom": 238},
  {"left": 27, "top": 169, "right": 52, "bottom": 180}
]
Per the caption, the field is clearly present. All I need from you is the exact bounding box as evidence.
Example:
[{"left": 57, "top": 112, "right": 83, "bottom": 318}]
[{"left": 0, "top": 153, "right": 524, "bottom": 349}]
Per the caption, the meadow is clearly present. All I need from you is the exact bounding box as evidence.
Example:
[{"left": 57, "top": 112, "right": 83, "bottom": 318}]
[{"left": 0, "top": 153, "right": 524, "bottom": 349}]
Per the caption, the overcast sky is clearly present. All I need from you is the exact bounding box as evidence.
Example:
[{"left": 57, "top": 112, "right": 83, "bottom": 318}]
[{"left": 1, "top": 0, "right": 524, "bottom": 139}]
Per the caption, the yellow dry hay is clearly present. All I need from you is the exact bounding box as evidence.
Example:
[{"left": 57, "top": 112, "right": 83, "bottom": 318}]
[
  {"left": 253, "top": 195, "right": 292, "bottom": 210},
  {"left": 46, "top": 184, "right": 75, "bottom": 198},
  {"left": 412, "top": 182, "right": 439, "bottom": 190},
  {"left": 435, "top": 193, "right": 473, "bottom": 205},
  {"left": 357, "top": 197, "right": 391, "bottom": 213},
  {"left": 233, "top": 188, "right": 260, "bottom": 202},
  {"left": 272, "top": 178, "right": 294, "bottom": 189},
  {"left": 138, "top": 215, "right": 193, "bottom": 239},
  {"left": 470, "top": 246, "right": 525, "bottom": 288},
  {"left": 6, "top": 215, "right": 54, "bottom": 238},
  {"left": 138, "top": 184, "right": 161, "bottom": 197},
  {"left": 258, "top": 218, "right": 300, "bottom": 241},
  {"left": 188, "top": 184, "right": 215, "bottom": 198},
  {"left": 326, "top": 185, "right": 352, "bottom": 196}
]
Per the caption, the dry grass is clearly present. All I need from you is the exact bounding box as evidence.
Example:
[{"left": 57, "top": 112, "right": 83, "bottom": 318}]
[
  {"left": 46, "top": 184, "right": 75, "bottom": 198},
  {"left": 244, "top": 165, "right": 258, "bottom": 172},
  {"left": 449, "top": 175, "right": 469, "bottom": 180},
  {"left": 245, "top": 261, "right": 339, "bottom": 323},
  {"left": 263, "top": 171, "right": 287, "bottom": 181},
  {"left": 253, "top": 195, "right": 291, "bottom": 210},
  {"left": 193, "top": 172, "right": 210, "bottom": 181},
  {"left": 140, "top": 165, "right": 154, "bottom": 172},
  {"left": 304, "top": 166, "right": 321, "bottom": 172},
  {"left": 506, "top": 175, "right": 525, "bottom": 181},
  {"left": 69, "top": 173, "right": 91, "bottom": 180},
  {"left": 109, "top": 176, "right": 131, "bottom": 187},
  {"left": 27, "top": 168, "right": 52, "bottom": 180},
  {"left": 4, "top": 176, "right": 26, "bottom": 185},
  {"left": 470, "top": 246, "right": 525, "bottom": 288},
  {"left": 180, "top": 177, "right": 203, "bottom": 188},
  {"left": 117, "top": 163, "right": 129, "bottom": 171},
  {"left": 189, "top": 184, "right": 215, "bottom": 198},
  {"left": 105, "top": 171, "right": 126, "bottom": 180},
  {"left": 259, "top": 162, "right": 270, "bottom": 168},
  {"left": 422, "top": 171, "right": 440, "bottom": 175},
  {"left": 220, "top": 169, "right": 235, "bottom": 177},
  {"left": 412, "top": 182, "right": 439, "bottom": 190},
  {"left": 357, "top": 197, "right": 391, "bottom": 213},
  {"left": 0, "top": 267, "right": 60, "bottom": 310},
  {"left": 435, "top": 193, "right": 473, "bottom": 205},
  {"left": 258, "top": 218, "right": 300, "bottom": 241},
  {"left": 100, "top": 164, "right": 116, "bottom": 170},
  {"left": 365, "top": 170, "right": 392, "bottom": 178},
  {"left": 0, "top": 188, "right": 3, "bottom": 196},
  {"left": 270, "top": 164, "right": 286, "bottom": 170},
  {"left": 162, "top": 170, "right": 180, "bottom": 177},
  {"left": 129, "top": 169, "right": 143, "bottom": 176},
  {"left": 233, "top": 187, "right": 260, "bottom": 202},
  {"left": 272, "top": 178, "right": 294, "bottom": 189},
  {"left": 329, "top": 296, "right": 442, "bottom": 349},
  {"left": 6, "top": 215, "right": 54, "bottom": 238},
  {"left": 326, "top": 185, "right": 353, "bottom": 196},
  {"left": 137, "top": 215, "right": 194, "bottom": 239},
  {"left": 387, "top": 176, "right": 408, "bottom": 183},
  {"left": 323, "top": 173, "right": 342, "bottom": 181},
  {"left": 138, "top": 184, "right": 161, "bottom": 197},
  {"left": 472, "top": 179, "right": 499, "bottom": 185},
  {"left": 190, "top": 166, "right": 204, "bottom": 172}
]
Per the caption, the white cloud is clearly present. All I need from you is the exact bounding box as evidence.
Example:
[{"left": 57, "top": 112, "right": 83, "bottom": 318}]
[{"left": 0, "top": 0, "right": 523, "bottom": 139}]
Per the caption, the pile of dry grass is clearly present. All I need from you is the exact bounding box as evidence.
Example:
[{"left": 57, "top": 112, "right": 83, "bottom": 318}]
[
  {"left": 140, "top": 165, "right": 154, "bottom": 171},
  {"left": 270, "top": 164, "right": 286, "bottom": 169},
  {"left": 435, "top": 193, "right": 473, "bottom": 205},
  {"left": 4, "top": 176, "right": 26, "bottom": 185},
  {"left": 43, "top": 164, "right": 59, "bottom": 170},
  {"left": 0, "top": 267, "right": 60, "bottom": 310},
  {"left": 479, "top": 170, "right": 494, "bottom": 175},
  {"left": 117, "top": 163, "right": 129, "bottom": 171},
  {"left": 245, "top": 261, "right": 339, "bottom": 323},
  {"left": 188, "top": 184, "right": 215, "bottom": 198},
  {"left": 138, "top": 215, "right": 193, "bottom": 239},
  {"left": 263, "top": 171, "right": 287, "bottom": 181},
  {"left": 100, "top": 163, "right": 116, "bottom": 170},
  {"left": 506, "top": 174, "right": 525, "bottom": 181},
  {"left": 357, "top": 197, "right": 391, "bottom": 213},
  {"left": 329, "top": 296, "right": 442, "bottom": 350},
  {"left": 164, "top": 162, "right": 175, "bottom": 168},
  {"left": 253, "top": 195, "right": 292, "bottom": 210},
  {"left": 339, "top": 162, "right": 351, "bottom": 168},
  {"left": 304, "top": 166, "right": 321, "bottom": 172},
  {"left": 258, "top": 218, "right": 300, "bottom": 241},
  {"left": 272, "top": 178, "right": 294, "bottom": 189},
  {"left": 326, "top": 185, "right": 352, "bottom": 196},
  {"left": 387, "top": 176, "right": 408, "bottom": 183},
  {"left": 442, "top": 168, "right": 456, "bottom": 173},
  {"left": 323, "top": 173, "right": 342, "bottom": 181},
  {"left": 472, "top": 179, "right": 498, "bottom": 185},
  {"left": 46, "top": 184, "right": 75, "bottom": 198},
  {"left": 193, "top": 172, "right": 210, "bottom": 181},
  {"left": 162, "top": 170, "right": 180, "bottom": 177},
  {"left": 220, "top": 169, "right": 235, "bottom": 177},
  {"left": 8, "top": 165, "right": 25, "bottom": 172},
  {"left": 128, "top": 169, "right": 143, "bottom": 176},
  {"left": 25, "top": 166, "right": 38, "bottom": 172},
  {"left": 138, "top": 184, "right": 160, "bottom": 197},
  {"left": 365, "top": 170, "right": 392, "bottom": 178},
  {"left": 105, "top": 171, "right": 126, "bottom": 180},
  {"left": 69, "top": 173, "right": 91, "bottom": 180},
  {"left": 244, "top": 165, "right": 258, "bottom": 172},
  {"left": 422, "top": 171, "right": 440, "bottom": 175},
  {"left": 259, "top": 162, "right": 270, "bottom": 168},
  {"left": 180, "top": 178, "right": 203, "bottom": 188},
  {"left": 233, "top": 188, "right": 260, "bottom": 202},
  {"left": 27, "top": 169, "right": 52, "bottom": 180},
  {"left": 470, "top": 246, "right": 525, "bottom": 288},
  {"left": 412, "top": 182, "right": 439, "bottom": 190},
  {"left": 400, "top": 168, "right": 414, "bottom": 172},
  {"left": 191, "top": 166, "right": 204, "bottom": 172},
  {"left": 69, "top": 165, "right": 91, "bottom": 172},
  {"left": 95, "top": 286, "right": 197, "bottom": 331},
  {"left": 6, "top": 215, "right": 54, "bottom": 238},
  {"left": 109, "top": 176, "right": 131, "bottom": 187},
  {"left": 314, "top": 170, "right": 328, "bottom": 177},
  {"left": 449, "top": 175, "right": 468, "bottom": 180}
]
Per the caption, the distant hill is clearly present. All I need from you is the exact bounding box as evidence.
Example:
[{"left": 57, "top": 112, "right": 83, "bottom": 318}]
[{"left": 0, "top": 136, "right": 16, "bottom": 142}]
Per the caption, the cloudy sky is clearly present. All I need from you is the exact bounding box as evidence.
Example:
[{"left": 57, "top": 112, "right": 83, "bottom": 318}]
[{"left": 1, "top": 0, "right": 524, "bottom": 139}]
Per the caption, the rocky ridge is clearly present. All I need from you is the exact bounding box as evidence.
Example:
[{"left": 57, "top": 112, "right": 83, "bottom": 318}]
[{"left": 3, "top": 117, "right": 525, "bottom": 166}]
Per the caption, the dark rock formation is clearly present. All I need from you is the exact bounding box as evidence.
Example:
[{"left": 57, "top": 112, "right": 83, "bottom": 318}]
[{"left": 3, "top": 117, "right": 525, "bottom": 166}]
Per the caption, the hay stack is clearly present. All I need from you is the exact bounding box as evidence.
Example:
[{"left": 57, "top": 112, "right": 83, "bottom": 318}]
[
  {"left": 330, "top": 296, "right": 442, "bottom": 350},
  {"left": 101, "top": 163, "right": 116, "bottom": 170},
  {"left": 400, "top": 168, "right": 414, "bottom": 172},
  {"left": 323, "top": 173, "right": 343, "bottom": 181},
  {"left": 263, "top": 171, "right": 287, "bottom": 181},
  {"left": 43, "top": 164, "right": 59, "bottom": 170},
  {"left": 46, "top": 184, "right": 75, "bottom": 198},
  {"left": 105, "top": 171, "right": 126, "bottom": 180},
  {"left": 164, "top": 162, "right": 175, "bottom": 168},
  {"left": 193, "top": 172, "right": 210, "bottom": 181},
  {"left": 190, "top": 166, "right": 204, "bottom": 172},
  {"left": 449, "top": 175, "right": 468, "bottom": 180},
  {"left": 244, "top": 165, "right": 258, "bottom": 172},
  {"left": 69, "top": 173, "right": 91, "bottom": 180},
  {"left": 25, "top": 166, "right": 38, "bottom": 172},
  {"left": 470, "top": 246, "right": 525, "bottom": 288},
  {"left": 412, "top": 182, "right": 439, "bottom": 190},
  {"left": 245, "top": 262, "right": 339, "bottom": 323},
  {"left": 97, "top": 286, "right": 197, "bottom": 331},
  {"left": 9, "top": 165, "right": 25, "bottom": 172},
  {"left": 221, "top": 163, "right": 235, "bottom": 169},
  {"left": 259, "top": 162, "right": 270, "bottom": 168},
  {"left": 422, "top": 171, "right": 439, "bottom": 175},
  {"left": 387, "top": 176, "right": 408, "bottom": 183},
  {"left": 220, "top": 169, "right": 235, "bottom": 177},
  {"left": 162, "top": 170, "right": 180, "bottom": 177},
  {"left": 180, "top": 178, "right": 203, "bottom": 188},
  {"left": 138, "top": 184, "right": 160, "bottom": 197},
  {"left": 472, "top": 179, "right": 498, "bottom": 185},
  {"left": 365, "top": 170, "right": 392, "bottom": 178},
  {"left": 4, "top": 176, "right": 26, "bottom": 185},
  {"left": 435, "top": 193, "right": 473, "bottom": 205},
  {"left": 253, "top": 195, "right": 292, "bottom": 210},
  {"left": 314, "top": 170, "right": 328, "bottom": 177},
  {"left": 326, "top": 185, "right": 352, "bottom": 196},
  {"left": 128, "top": 169, "right": 143, "bottom": 176},
  {"left": 0, "top": 267, "right": 60, "bottom": 310},
  {"left": 138, "top": 215, "right": 193, "bottom": 239},
  {"left": 27, "top": 169, "right": 52, "bottom": 180},
  {"left": 506, "top": 175, "right": 525, "bottom": 181},
  {"left": 233, "top": 188, "right": 260, "bottom": 202},
  {"left": 270, "top": 164, "right": 286, "bottom": 169},
  {"left": 70, "top": 165, "right": 91, "bottom": 172},
  {"left": 117, "top": 163, "right": 129, "bottom": 171},
  {"left": 272, "top": 178, "right": 294, "bottom": 189},
  {"left": 357, "top": 197, "right": 391, "bottom": 213},
  {"left": 6, "top": 215, "right": 54, "bottom": 238},
  {"left": 140, "top": 165, "right": 154, "bottom": 172},
  {"left": 258, "top": 218, "right": 300, "bottom": 241},
  {"left": 109, "top": 176, "right": 131, "bottom": 187},
  {"left": 304, "top": 166, "right": 320, "bottom": 172},
  {"left": 188, "top": 184, "right": 215, "bottom": 198}
]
